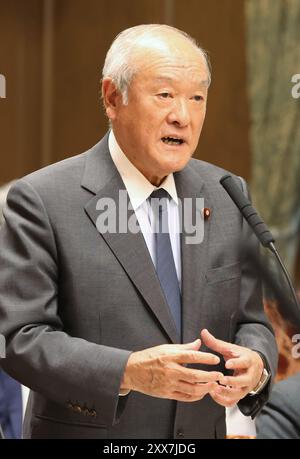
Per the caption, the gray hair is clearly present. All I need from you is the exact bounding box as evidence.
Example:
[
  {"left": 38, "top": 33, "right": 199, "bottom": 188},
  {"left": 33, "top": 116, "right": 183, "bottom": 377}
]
[{"left": 102, "top": 24, "right": 211, "bottom": 105}]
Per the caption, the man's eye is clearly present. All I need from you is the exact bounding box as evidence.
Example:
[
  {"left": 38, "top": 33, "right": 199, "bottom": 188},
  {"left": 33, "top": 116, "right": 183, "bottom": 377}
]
[
  {"left": 158, "top": 92, "right": 171, "bottom": 98},
  {"left": 193, "top": 95, "right": 203, "bottom": 102}
]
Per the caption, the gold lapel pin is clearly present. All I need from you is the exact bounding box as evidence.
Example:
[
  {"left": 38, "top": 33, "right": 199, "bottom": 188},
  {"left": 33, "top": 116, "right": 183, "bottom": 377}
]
[{"left": 203, "top": 207, "right": 211, "bottom": 220}]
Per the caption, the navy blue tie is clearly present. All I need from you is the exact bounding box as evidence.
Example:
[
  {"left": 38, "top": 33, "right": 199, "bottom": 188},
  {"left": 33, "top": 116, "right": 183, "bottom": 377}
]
[{"left": 149, "top": 189, "right": 182, "bottom": 337}]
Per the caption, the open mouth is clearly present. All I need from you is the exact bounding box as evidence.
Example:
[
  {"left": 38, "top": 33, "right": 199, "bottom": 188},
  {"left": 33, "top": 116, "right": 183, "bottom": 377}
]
[{"left": 161, "top": 136, "right": 184, "bottom": 146}]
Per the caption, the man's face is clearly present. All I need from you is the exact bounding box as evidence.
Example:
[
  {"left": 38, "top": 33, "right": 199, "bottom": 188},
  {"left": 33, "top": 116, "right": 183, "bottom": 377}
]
[{"left": 104, "top": 34, "right": 209, "bottom": 185}]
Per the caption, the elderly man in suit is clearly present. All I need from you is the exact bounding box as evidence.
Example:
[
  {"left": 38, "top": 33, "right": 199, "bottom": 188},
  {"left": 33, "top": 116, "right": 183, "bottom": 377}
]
[{"left": 0, "top": 24, "right": 277, "bottom": 439}]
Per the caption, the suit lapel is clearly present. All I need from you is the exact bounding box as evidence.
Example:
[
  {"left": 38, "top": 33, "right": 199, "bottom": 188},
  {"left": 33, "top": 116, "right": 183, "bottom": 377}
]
[
  {"left": 175, "top": 165, "right": 212, "bottom": 344},
  {"left": 82, "top": 135, "right": 179, "bottom": 343}
]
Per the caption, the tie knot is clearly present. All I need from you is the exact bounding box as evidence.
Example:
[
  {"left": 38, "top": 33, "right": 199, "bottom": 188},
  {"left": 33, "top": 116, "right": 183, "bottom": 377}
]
[
  {"left": 149, "top": 188, "right": 170, "bottom": 200},
  {"left": 149, "top": 189, "right": 170, "bottom": 216}
]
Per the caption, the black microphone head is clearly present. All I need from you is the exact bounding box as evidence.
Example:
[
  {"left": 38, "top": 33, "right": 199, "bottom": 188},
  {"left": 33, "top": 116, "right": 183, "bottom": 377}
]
[
  {"left": 220, "top": 174, "right": 275, "bottom": 247},
  {"left": 220, "top": 174, "right": 250, "bottom": 211}
]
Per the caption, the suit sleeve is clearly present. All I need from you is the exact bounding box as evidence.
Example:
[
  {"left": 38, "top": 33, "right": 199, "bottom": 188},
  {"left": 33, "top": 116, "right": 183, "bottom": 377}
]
[
  {"left": 0, "top": 179, "right": 132, "bottom": 427},
  {"left": 233, "top": 177, "right": 278, "bottom": 418}
]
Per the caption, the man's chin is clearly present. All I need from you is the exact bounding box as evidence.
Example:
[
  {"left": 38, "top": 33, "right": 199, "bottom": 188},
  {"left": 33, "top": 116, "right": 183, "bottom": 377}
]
[
  {"left": 154, "top": 163, "right": 189, "bottom": 182},
  {"left": 164, "top": 157, "right": 192, "bottom": 173}
]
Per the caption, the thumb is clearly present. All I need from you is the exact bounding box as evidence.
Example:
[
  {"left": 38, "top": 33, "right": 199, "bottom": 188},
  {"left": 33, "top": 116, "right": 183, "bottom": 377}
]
[
  {"left": 201, "top": 329, "right": 237, "bottom": 356},
  {"left": 181, "top": 338, "right": 201, "bottom": 350}
]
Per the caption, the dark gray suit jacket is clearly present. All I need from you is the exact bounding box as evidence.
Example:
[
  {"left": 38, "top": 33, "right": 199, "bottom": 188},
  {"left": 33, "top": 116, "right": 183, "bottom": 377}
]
[{"left": 0, "top": 133, "right": 278, "bottom": 438}]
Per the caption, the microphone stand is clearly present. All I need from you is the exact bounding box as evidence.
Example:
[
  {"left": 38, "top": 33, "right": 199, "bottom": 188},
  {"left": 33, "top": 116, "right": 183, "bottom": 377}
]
[{"left": 268, "top": 242, "right": 300, "bottom": 314}]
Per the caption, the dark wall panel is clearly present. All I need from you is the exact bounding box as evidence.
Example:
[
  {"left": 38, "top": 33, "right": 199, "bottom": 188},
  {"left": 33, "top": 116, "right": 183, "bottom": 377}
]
[{"left": 0, "top": 0, "right": 43, "bottom": 185}]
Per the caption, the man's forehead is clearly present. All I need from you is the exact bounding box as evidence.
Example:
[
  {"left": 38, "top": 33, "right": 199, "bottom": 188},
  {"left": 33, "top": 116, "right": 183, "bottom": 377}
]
[
  {"left": 152, "top": 75, "right": 210, "bottom": 88},
  {"left": 131, "top": 36, "right": 210, "bottom": 88}
]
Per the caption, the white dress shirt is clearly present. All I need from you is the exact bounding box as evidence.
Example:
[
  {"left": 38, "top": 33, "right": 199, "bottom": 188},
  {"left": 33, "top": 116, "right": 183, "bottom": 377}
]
[{"left": 108, "top": 130, "right": 181, "bottom": 287}]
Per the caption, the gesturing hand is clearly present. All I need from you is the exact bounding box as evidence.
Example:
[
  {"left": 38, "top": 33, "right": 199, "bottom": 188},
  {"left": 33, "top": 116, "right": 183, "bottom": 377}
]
[
  {"left": 200, "top": 329, "right": 265, "bottom": 407},
  {"left": 121, "top": 339, "right": 223, "bottom": 402}
]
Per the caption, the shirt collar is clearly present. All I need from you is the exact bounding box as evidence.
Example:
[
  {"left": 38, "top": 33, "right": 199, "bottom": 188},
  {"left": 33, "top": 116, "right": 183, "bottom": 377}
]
[{"left": 108, "top": 130, "right": 179, "bottom": 211}]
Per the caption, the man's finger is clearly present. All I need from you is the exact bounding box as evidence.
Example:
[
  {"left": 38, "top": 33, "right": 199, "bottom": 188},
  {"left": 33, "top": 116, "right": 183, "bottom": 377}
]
[
  {"left": 172, "top": 381, "right": 218, "bottom": 401},
  {"left": 176, "top": 381, "right": 218, "bottom": 396},
  {"left": 200, "top": 329, "right": 238, "bottom": 356},
  {"left": 214, "top": 384, "right": 247, "bottom": 397},
  {"left": 210, "top": 385, "right": 247, "bottom": 407},
  {"left": 180, "top": 338, "right": 202, "bottom": 350},
  {"left": 158, "top": 339, "right": 201, "bottom": 355},
  {"left": 178, "top": 370, "right": 223, "bottom": 384},
  {"left": 225, "top": 356, "right": 251, "bottom": 370},
  {"left": 171, "top": 350, "right": 220, "bottom": 365},
  {"left": 210, "top": 390, "right": 238, "bottom": 408},
  {"left": 219, "top": 374, "right": 250, "bottom": 388}
]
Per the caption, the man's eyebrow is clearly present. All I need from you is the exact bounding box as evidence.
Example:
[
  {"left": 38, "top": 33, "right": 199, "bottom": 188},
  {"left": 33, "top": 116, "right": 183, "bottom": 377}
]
[
  {"left": 151, "top": 76, "right": 174, "bottom": 85},
  {"left": 200, "top": 79, "right": 211, "bottom": 88},
  {"left": 153, "top": 76, "right": 210, "bottom": 87}
]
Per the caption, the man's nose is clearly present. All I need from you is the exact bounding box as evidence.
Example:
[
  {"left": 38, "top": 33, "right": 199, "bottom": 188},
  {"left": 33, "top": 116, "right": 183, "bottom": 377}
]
[{"left": 167, "top": 99, "right": 191, "bottom": 127}]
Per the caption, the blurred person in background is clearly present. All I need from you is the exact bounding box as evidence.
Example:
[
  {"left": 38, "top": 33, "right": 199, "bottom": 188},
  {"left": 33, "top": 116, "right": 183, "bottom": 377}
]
[{"left": 256, "top": 372, "right": 300, "bottom": 438}]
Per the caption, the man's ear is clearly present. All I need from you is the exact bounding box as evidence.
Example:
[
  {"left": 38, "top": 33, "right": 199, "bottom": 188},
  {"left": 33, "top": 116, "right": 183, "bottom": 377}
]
[{"left": 102, "top": 78, "right": 122, "bottom": 121}]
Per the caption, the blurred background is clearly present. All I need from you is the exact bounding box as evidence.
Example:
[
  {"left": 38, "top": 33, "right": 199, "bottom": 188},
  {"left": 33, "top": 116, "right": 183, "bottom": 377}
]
[{"left": 0, "top": 0, "right": 300, "bottom": 438}]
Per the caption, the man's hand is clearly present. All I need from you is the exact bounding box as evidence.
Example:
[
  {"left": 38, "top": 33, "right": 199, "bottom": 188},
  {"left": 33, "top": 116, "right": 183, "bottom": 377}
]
[
  {"left": 200, "top": 329, "right": 264, "bottom": 407},
  {"left": 120, "top": 339, "right": 223, "bottom": 402}
]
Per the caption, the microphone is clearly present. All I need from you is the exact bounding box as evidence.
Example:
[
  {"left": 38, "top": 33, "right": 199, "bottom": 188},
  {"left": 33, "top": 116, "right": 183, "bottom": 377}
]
[
  {"left": 220, "top": 174, "right": 275, "bottom": 248},
  {"left": 220, "top": 174, "right": 300, "bottom": 313}
]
